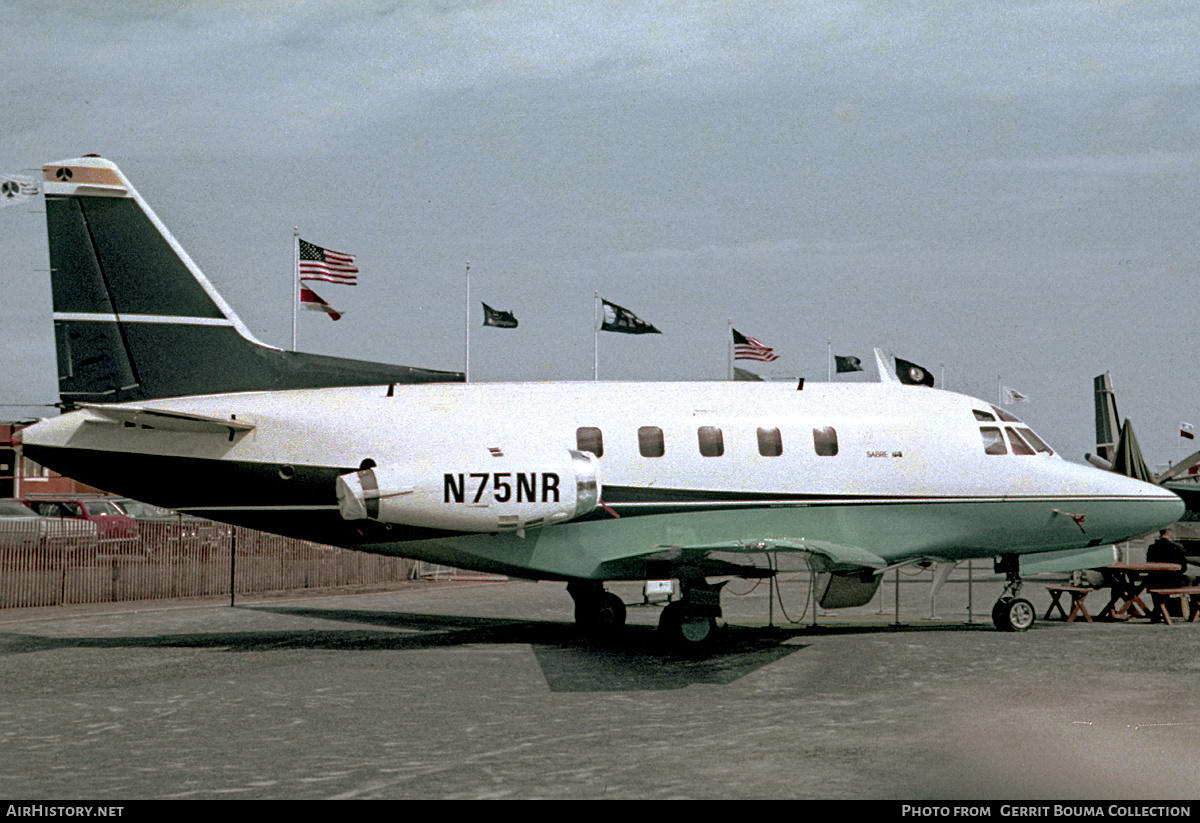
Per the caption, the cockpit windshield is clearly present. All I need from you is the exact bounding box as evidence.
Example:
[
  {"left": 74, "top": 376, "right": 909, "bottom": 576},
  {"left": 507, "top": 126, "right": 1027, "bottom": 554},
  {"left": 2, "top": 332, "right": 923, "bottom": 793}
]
[{"left": 974, "top": 407, "right": 1054, "bottom": 455}]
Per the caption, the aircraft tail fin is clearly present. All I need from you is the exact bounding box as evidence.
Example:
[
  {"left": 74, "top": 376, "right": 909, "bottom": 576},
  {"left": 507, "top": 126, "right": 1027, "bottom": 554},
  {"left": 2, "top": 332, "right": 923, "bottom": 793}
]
[
  {"left": 1093, "top": 372, "right": 1121, "bottom": 464},
  {"left": 42, "top": 156, "right": 461, "bottom": 405}
]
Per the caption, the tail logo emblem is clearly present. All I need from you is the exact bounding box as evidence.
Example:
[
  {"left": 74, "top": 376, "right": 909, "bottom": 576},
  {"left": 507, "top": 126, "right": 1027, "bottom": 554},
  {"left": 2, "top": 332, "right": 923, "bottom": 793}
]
[
  {"left": 55, "top": 167, "right": 73, "bottom": 181},
  {"left": 1, "top": 181, "right": 17, "bottom": 199}
]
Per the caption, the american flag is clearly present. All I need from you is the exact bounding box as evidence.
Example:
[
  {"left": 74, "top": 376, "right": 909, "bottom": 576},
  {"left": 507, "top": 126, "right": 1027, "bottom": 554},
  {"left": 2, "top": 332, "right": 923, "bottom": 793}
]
[
  {"left": 299, "top": 285, "right": 342, "bottom": 321},
  {"left": 299, "top": 238, "right": 358, "bottom": 285},
  {"left": 732, "top": 328, "right": 778, "bottom": 362}
]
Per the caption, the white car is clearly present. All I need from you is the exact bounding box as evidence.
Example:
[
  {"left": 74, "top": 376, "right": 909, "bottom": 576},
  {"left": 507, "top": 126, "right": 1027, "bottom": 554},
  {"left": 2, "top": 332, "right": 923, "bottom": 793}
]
[{"left": 0, "top": 499, "right": 99, "bottom": 550}]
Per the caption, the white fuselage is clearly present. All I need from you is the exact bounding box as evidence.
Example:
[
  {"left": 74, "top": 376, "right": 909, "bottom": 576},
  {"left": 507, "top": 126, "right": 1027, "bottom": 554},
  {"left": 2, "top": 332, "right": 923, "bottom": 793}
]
[{"left": 18, "top": 381, "right": 1183, "bottom": 581}]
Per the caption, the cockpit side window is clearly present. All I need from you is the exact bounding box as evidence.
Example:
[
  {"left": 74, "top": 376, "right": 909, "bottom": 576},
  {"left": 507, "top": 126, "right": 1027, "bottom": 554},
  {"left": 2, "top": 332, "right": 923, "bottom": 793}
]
[
  {"left": 980, "top": 426, "right": 1007, "bottom": 455},
  {"left": 1017, "top": 427, "right": 1053, "bottom": 454},
  {"left": 1005, "top": 427, "right": 1035, "bottom": 455}
]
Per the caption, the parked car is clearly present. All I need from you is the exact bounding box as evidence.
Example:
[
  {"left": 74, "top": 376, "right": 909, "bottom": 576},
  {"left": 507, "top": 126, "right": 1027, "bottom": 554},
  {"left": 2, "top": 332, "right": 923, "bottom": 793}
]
[
  {"left": 112, "top": 498, "right": 232, "bottom": 554},
  {"left": 21, "top": 494, "right": 139, "bottom": 554},
  {"left": 0, "top": 498, "right": 99, "bottom": 550}
]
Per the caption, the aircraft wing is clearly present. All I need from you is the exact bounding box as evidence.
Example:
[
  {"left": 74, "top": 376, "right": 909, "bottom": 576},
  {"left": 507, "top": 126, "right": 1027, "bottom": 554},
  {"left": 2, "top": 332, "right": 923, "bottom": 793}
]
[
  {"left": 1157, "top": 452, "right": 1200, "bottom": 484},
  {"left": 79, "top": 403, "right": 255, "bottom": 437}
]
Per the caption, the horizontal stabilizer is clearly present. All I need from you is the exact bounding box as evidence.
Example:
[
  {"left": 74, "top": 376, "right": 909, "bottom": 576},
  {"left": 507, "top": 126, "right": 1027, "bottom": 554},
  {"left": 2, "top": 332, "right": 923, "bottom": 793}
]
[{"left": 80, "top": 403, "right": 255, "bottom": 436}]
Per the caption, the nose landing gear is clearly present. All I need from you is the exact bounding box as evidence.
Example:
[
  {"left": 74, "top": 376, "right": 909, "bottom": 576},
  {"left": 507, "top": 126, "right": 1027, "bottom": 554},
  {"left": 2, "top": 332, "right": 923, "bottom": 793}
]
[{"left": 992, "top": 556, "right": 1035, "bottom": 632}]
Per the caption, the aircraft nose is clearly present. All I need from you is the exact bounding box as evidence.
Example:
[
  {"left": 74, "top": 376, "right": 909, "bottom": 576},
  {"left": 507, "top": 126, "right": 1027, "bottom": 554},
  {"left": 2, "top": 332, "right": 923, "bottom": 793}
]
[{"left": 1106, "top": 472, "right": 1185, "bottom": 535}]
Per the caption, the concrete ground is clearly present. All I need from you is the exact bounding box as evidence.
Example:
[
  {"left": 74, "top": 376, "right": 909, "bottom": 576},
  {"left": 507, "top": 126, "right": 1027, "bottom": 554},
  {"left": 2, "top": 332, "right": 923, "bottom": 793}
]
[{"left": 1, "top": 569, "right": 1198, "bottom": 800}]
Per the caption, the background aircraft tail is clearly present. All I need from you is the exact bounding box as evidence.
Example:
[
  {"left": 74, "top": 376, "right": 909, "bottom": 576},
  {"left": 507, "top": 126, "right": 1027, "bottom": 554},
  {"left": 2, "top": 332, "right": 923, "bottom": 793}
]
[
  {"left": 1093, "top": 372, "right": 1120, "bottom": 464},
  {"left": 42, "top": 156, "right": 461, "bottom": 405}
]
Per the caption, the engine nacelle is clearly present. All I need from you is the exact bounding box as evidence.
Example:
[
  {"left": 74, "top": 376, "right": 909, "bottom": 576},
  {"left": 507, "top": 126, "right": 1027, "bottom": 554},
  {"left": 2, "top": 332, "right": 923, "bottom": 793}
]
[{"left": 336, "top": 449, "right": 600, "bottom": 534}]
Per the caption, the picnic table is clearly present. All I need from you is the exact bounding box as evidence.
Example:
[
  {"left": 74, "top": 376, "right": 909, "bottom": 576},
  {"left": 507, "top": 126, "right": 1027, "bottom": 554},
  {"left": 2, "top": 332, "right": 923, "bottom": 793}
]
[
  {"left": 1096, "top": 562, "right": 1182, "bottom": 621},
  {"left": 1144, "top": 585, "right": 1200, "bottom": 625}
]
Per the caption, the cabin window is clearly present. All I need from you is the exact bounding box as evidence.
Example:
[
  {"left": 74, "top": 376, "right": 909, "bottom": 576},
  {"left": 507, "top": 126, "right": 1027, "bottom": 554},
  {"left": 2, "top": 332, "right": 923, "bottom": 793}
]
[
  {"left": 980, "top": 426, "right": 1007, "bottom": 455},
  {"left": 1005, "top": 427, "right": 1036, "bottom": 455},
  {"left": 1018, "top": 427, "right": 1053, "bottom": 454},
  {"left": 813, "top": 426, "right": 838, "bottom": 457},
  {"left": 697, "top": 426, "right": 724, "bottom": 457},
  {"left": 576, "top": 427, "right": 604, "bottom": 457},
  {"left": 757, "top": 427, "right": 783, "bottom": 457},
  {"left": 973, "top": 410, "right": 996, "bottom": 422},
  {"left": 638, "top": 426, "right": 665, "bottom": 458}
]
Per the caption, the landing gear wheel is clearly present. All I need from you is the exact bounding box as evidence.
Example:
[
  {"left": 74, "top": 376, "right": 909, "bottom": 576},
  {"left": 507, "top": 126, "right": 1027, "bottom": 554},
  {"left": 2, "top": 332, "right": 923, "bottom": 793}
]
[
  {"left": 992, "top": 597, "right": 1035, "bottom": 632},
  {"left": 574, "top": 590, "right": 626, "bottom": 635},
  {"left": 659, "top": 600, "right": 718, "bottom": 650}
]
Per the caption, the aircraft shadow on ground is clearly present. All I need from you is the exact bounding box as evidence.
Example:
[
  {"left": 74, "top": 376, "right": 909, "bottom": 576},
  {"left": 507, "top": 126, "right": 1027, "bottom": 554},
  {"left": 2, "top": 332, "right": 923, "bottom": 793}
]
[{"left": 0, "top": 606, "right": 997, "bottom": 692}]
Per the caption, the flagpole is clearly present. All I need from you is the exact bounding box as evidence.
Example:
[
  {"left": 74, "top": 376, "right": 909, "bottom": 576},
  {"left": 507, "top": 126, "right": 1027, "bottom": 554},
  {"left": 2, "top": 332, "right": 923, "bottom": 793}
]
[
  {"left": 827, "top": 339, "right": 832, "bottom": 381},
  {"left": 464, "top": 261, "right": 471, "bottom": 384},
  {"left": 728, "top": 319, "right": 734, "bottom": 380},
  {"left": 292, "top": 227, "right": 299, "bottom": 351},
  {"left": 593, "top": 291, "right": 599, "bottom": 381}
]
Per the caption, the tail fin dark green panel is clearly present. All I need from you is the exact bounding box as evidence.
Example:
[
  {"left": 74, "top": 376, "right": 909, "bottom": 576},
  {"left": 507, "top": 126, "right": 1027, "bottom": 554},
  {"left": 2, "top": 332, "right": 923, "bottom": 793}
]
[
  {"left": 43, "top": 157, "right": 462, "bottom": 404},
  {"left": 1093, "top": 372, "right": 1120, "bottom": 464}
]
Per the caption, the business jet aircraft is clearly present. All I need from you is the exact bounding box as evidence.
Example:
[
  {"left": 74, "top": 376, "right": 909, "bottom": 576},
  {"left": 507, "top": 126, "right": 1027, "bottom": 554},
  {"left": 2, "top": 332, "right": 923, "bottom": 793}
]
[{"left": 15, "top": 157, "right": 1185, "bottom": 645}]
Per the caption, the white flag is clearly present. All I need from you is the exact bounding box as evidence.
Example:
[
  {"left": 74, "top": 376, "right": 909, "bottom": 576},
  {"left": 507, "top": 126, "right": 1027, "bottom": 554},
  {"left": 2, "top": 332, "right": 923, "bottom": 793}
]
[
  {"left": 1003, "top": 386, "right": 1028, "bottom": 405},
  {"left": 0, "top": 174, "right": 37, "bottom": 209},
  {"left": 1181, "top": 422, "right": 1194, "bottom": 440}
]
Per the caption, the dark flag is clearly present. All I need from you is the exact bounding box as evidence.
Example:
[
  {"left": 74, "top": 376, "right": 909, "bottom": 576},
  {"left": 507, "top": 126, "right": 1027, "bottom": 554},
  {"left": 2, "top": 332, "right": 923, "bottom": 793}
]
[
  {"left": 835, "top": 355, "right": 863, "bottom": 373},
  {"left": 481, "top": 302, "right": 518, "bottom": 329},
  {"left": 600, "top": 299, "right": 661, "bottom": 334},
  {"left": 298, "top": 239, "right": 359, "bottom": 285},
  {"left": 732, "top": 328, "right": 779, "bottom": 362},
  {"left": 895, "top": 357, "right": 934, "bottom": 387}
]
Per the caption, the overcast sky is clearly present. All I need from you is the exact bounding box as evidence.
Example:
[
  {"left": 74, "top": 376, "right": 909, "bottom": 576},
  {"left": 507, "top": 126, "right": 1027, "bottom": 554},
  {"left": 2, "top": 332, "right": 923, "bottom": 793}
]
[{"left": 1, "top": 0, "right": 1198, "bottom": 469}]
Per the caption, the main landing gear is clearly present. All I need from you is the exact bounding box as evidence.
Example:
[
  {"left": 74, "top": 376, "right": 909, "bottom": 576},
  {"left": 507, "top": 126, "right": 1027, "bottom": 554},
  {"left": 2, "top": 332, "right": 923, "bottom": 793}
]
[
  {"left": 567, "top": 579, "right": 725, "bottom": 649},
  {"left": 992, "top": 556, "right": 1036, "bottom": 632},
  {"left": 567, "top": 581, "right": 626, "bottom": 636},
  {"left": 658, "top": 579, "right": 725, "bottom": 649}
]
